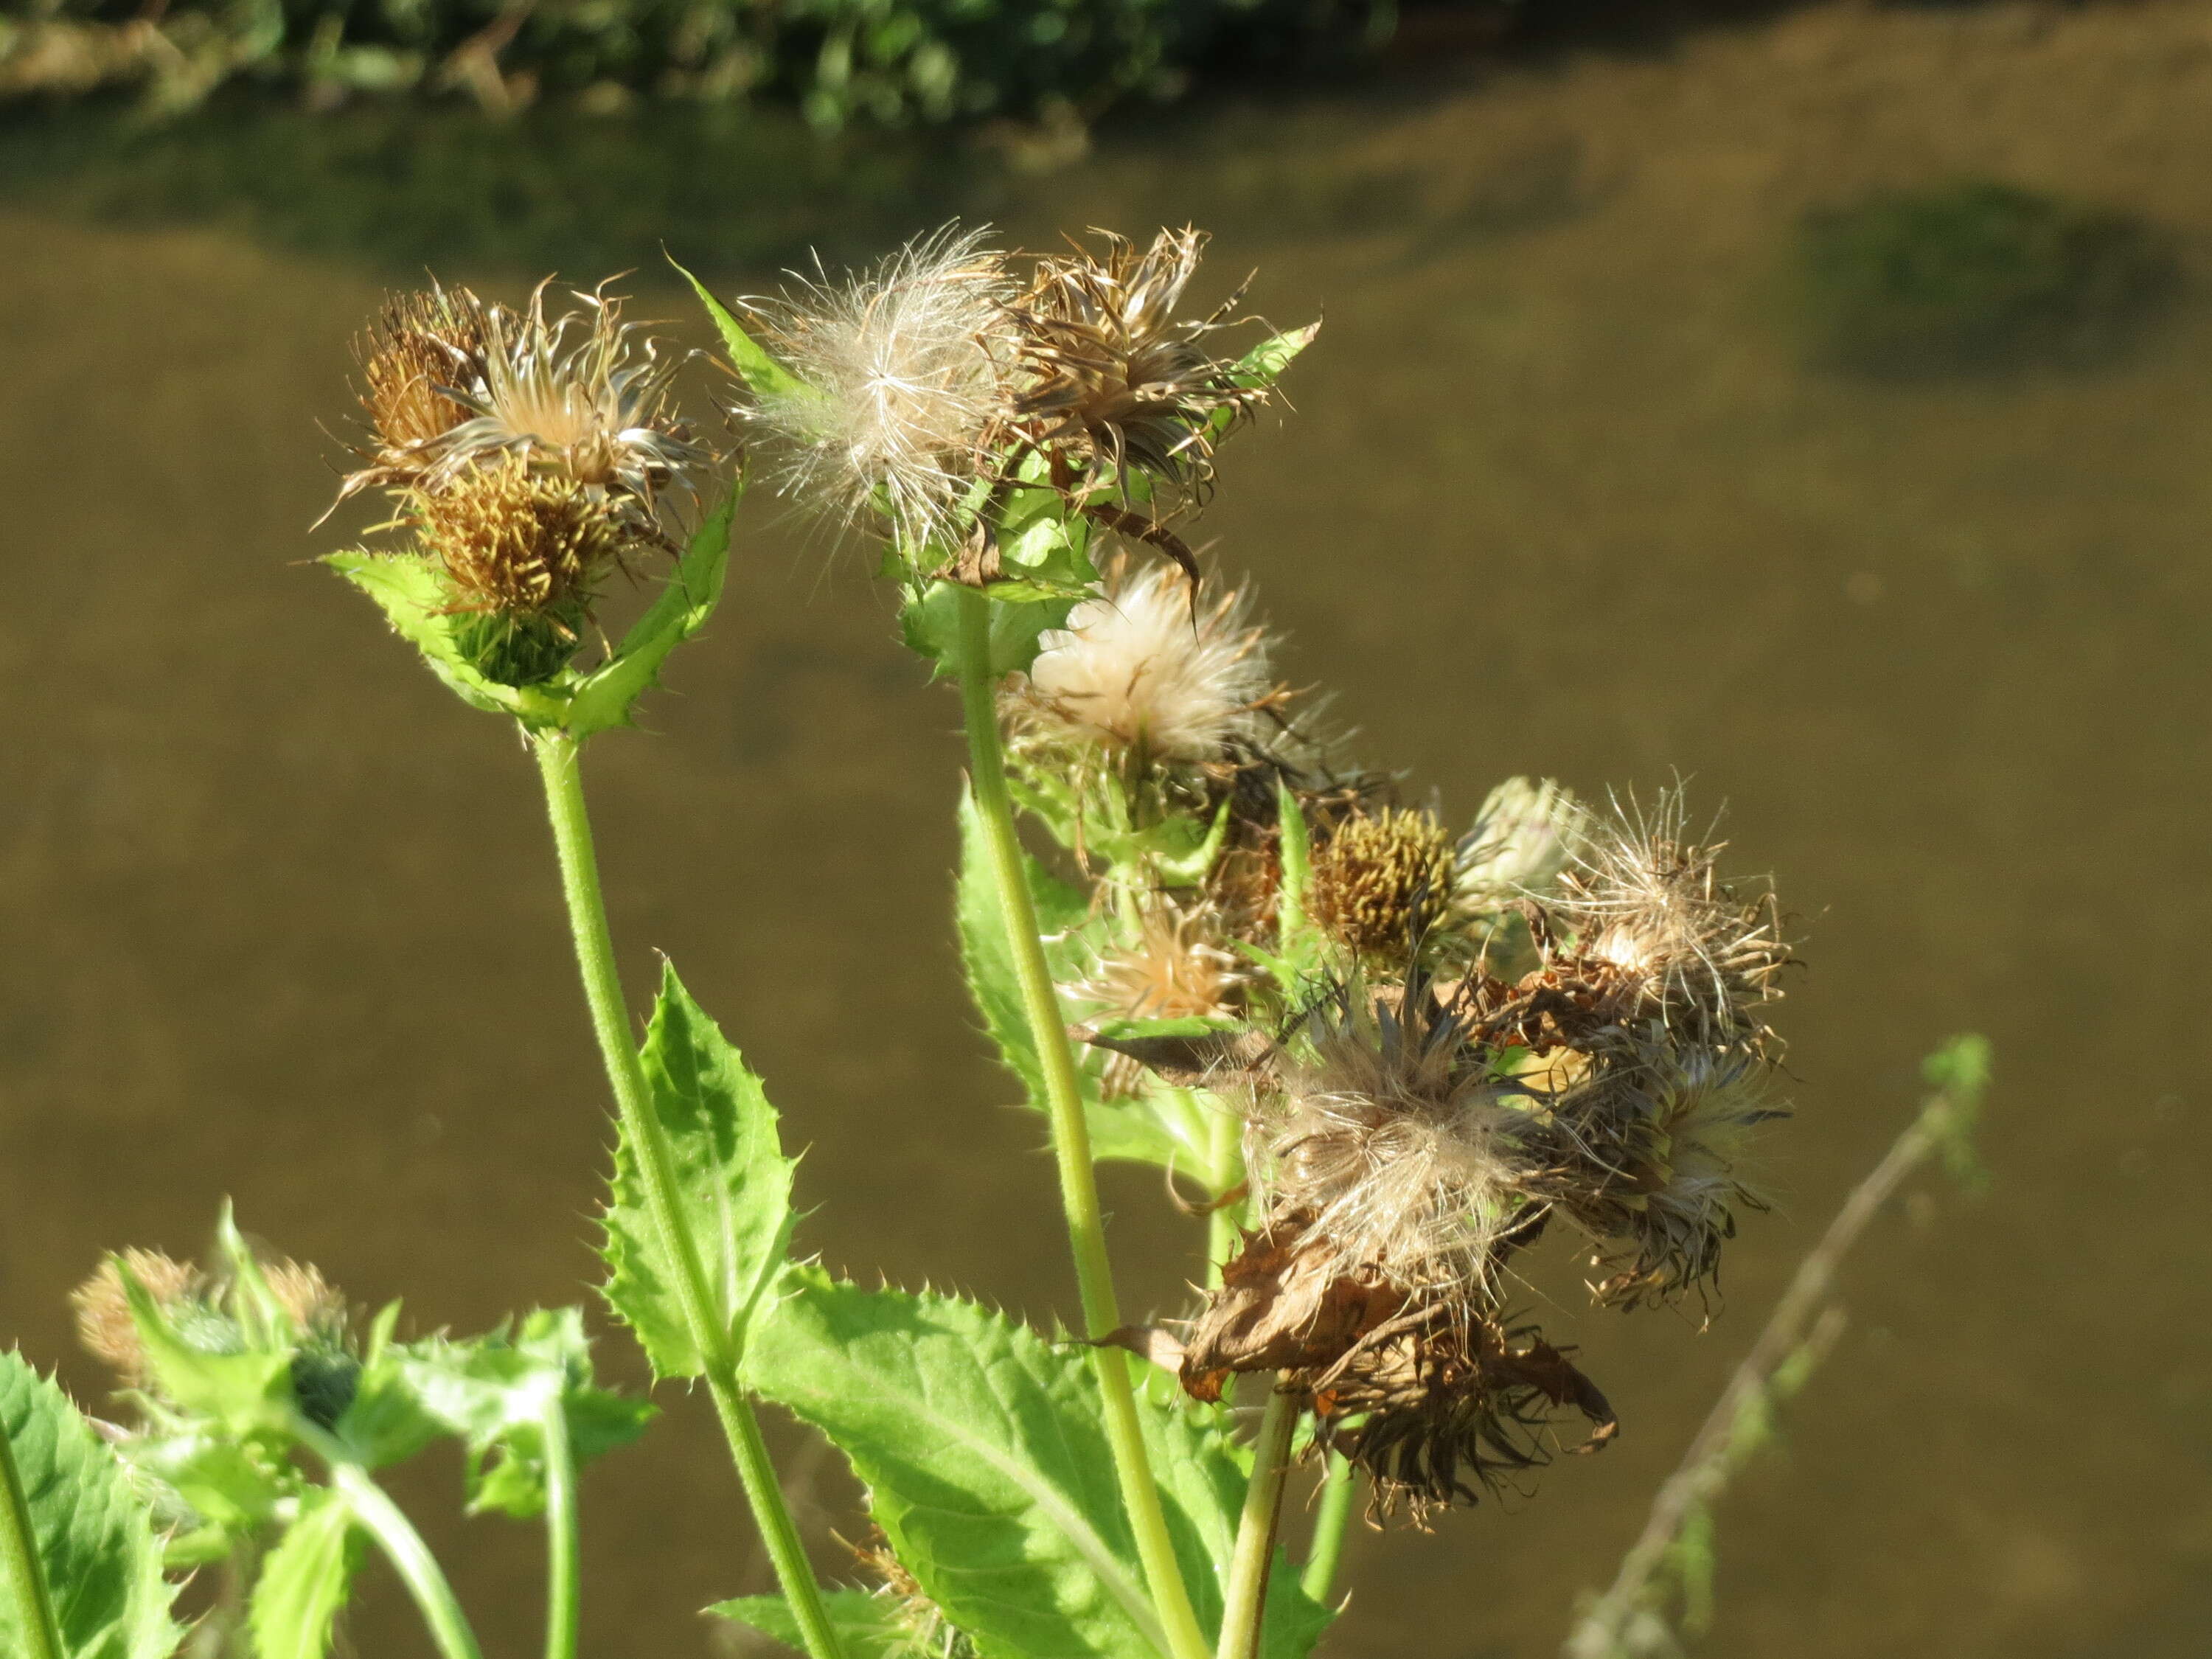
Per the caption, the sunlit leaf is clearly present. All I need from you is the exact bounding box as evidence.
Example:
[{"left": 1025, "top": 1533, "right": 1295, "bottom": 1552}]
[
  {"left": 672, "top": 259, "right": 807, "bottom": 403},
  {"left": 707, "top": 1590, "right": 920, "bottom": 1658},
  {"left": 0, "top": 1354, "right": 180, "bottom": 1659},
  {"left": 602, "top": 965, "right": 799, "bottom": 1380},
  {"left": 564, "top": 489, "right": 739, "bottom": 740},
  {"left": 247, "top": 1488, "right": 360, "bottom": 1659}
]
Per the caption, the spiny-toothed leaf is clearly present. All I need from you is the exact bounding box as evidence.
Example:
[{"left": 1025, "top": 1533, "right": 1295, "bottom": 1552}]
[
  {"left": 246, "top": 1487, "right": 360, "bottom": 1659},
  {"left": 602, "top": 965, "right": 799, "bottom": 1380},
  {"left": 398, "top": 1308, "right": 654, "bottom": 1517},
  {"left": 900, "top": 581, "right": 1079, "bottom": 681},
  {"left": 0, "top": 1353, "right": 181, "bottom": 1659},
  {"left": 745, "top": 1276, "right": 1166, "bottom": 1659},
  {"left": 322, "top": 553, "right": 545, "bottom": 720},
  {"left": 672, "top": 259, "right": 807, "bottom": 403},
  {"left": 746, "top": 1275, "right": 1334, "bottom": 1659},
  {"left": 564, "top": 488, "right": 739, "bottom": 740},
  {"left": 954, "top": 790, "right": 1211, "bottom": 1171},
  {"left": 707, "top": 1590, "right": 922, "bottom": 1658}
]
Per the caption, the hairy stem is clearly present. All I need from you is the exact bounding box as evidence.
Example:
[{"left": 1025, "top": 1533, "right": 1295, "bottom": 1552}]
[
  {"left": 1215, "top": 1381, "right": 1300, "bottom": 1659},
  {"left": 540, "top": 1391, "right": 580, "bottom": 1659},
  {"left": 1206, "top": 1100, "right": 1242, "bottom": 1291},
  {"left": 1298, "top": 1451, "right": 1356, "bottom": 1605},
  {"left": 0, "top": 1413, "right": 63, "bottom": 1659},
  {"left": 533, "top": 730, "right": 846, "bottom": 1659},
  {"left": 952, "top": 585, "right": 1212, "bottom": 1659}
]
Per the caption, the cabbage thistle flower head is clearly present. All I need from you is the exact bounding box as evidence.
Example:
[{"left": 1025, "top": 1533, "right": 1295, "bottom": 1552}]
[
  {"left": 1009, "top": 557, "right": 1282, "bottom": 766},
  {"left": 742, "top": 226, "right": 1018, "bottom": 554},
  {"left": 338, "top": 277, "right": 708, "bottom": 547}
]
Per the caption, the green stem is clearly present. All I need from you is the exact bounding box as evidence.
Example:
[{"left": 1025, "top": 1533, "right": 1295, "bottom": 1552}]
[
  {"left": 540, "top": 1391, "right": 580, "bottom": 1659},
  {"left": 1215, "top": 1382, "right": 1300, "bottom": 1659},
  {"left": 532, "top": 730, "right": 846, "bottom": 1659},
  {"left": 1298, "top": 1452, "right": 1357, "bottom": 1605},
  {"left": 0, "top": 1413, "right": 63, "bottom": 1659},
  {"left": 1205, "top": 1100, "right": 1242, "bottom": 1292},
  {"left": 316, "top": 1455, "right": 484, "bottom": 1659},
  {"left": 951, "top": 585, "right": 1211, "bottom": 1659}
]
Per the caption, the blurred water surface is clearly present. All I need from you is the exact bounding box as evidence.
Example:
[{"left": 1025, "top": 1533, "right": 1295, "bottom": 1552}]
[{"left": 4, "top": 3, "right": 2211, "bottom": 1655}]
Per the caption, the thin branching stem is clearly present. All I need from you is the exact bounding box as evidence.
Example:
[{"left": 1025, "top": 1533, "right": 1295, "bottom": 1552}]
[
  {"left": 1562, "top": 1086, "right": 1961, "bottom": 1658},
  {"left": 288, "top": 1418, "right": 485, "bottom": 1659},
  {"left": 1298, "top": 1451, "right": 1356, "bottom": 1605},
  {"left": 1216, "top": 1380, "right": 1300, "bottom": 1659},
  {"left": 0, "top": 1413, "right": 63, "bottom": 1659},
  {"left": 952, "top": 584, "right": 1213, "bottom": 1659},
  {"left": 540, "top": 1389, "right": 580, "bottom": 1659},
  {"left": 533, "top": 730, "right": 847, "bottom": 1659}
]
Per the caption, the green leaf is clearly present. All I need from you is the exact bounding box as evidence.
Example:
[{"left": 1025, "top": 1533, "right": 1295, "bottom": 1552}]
[
  {"left": 398, "top": 1309, "right": 654, "bottom": 1517},
  {"left": 952, "top": 790, "right": 1200, "bottom": 1170},
  {"left": 748, "top": 1278, "right": 1332, "bottom": 1659},
  {"left": 672, "top": 258, "right": 807, "bottom": 403},
  {"left": 900, "top": 581, "right": 1078, "bottom": 681},
  {"left": 116, "top": 1267, "right": 294, "bottom": 1439},
  {"left": 0, "top": 1354, "right": 181, "bottom": 1659},
  {"left": 322, "top": 552, "right": 532, "bottom": 720},
  {"left": 1208, "top": 323, "right": 1320, "bottom": 442},
  {"left": 122, "top": 1431, "right": 288, "bottom": 1537},
  {"left": 707, "top": 1590, "right": 920, "bottom": 1658},
  {"left": 247, "top": 1488, "right": 360, "bottom": 1659},
  {"left": 563, "top": 489, "right": 739, "bottom": 740},
  {"left": 602, "top": 965, "right": 799, "bottom": 1380}
]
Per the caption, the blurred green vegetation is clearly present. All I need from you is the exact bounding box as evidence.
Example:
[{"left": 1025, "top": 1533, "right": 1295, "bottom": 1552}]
[
  {"left": 0, "top": 0, "right": 1397, "bottom": 131},
  {"left": 1795, "top": 179, "right": 2182, "bottom": 375},
  {"left": 0, "top": 97, "right": 978, "bottom": 272}
]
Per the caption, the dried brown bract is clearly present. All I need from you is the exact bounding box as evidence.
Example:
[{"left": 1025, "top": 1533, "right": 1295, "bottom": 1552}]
[
  {"left": 358, "top": 283, "right": 491, "bottom": 459},
  {"left": 71, "top": 1249, "right": 208, "bottom": 1388},
  {"left": 415, "top": 456, "right": 627, "bottom": 624},
  {"left": 1318, "top": 1312, "right": 1616, "bottom": 1526},
  {"left": 1009, "top": 228, "right": 1262, "bottom": 506}
]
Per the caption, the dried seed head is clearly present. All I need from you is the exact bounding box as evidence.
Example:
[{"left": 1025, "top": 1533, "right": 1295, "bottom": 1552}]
[
  {"left": 1011, "top": 557, "right": 1281, "bottom": 765},
  {"left": 1310, "top": 808, "right": 1458, "bottom": 964},
  {"left": 1581, "top": 1046, "right": 1782, "bottom": 1308},
  {"left": 847, "top": 1533, "right": 975, "bottom": 1659},
  {"left": 357, "top": 283, "right": 490, "bottom": 456},
  {"left": 1552, "top": 793, "right": 1789, "bottom": 1046},
  {"left": 1253, "top": 983, "right": 1547, "bottom": 1304},
  {"left": 71, "top": 1250, "right": 208, "bottom": 1388},
  {"left": 265, "top": 1259, "right": 352, "bottom": 1346},
  {"left": 1010, "top": 227, "right": 1259, "bottom": 499},
  {"left": 338, "top": 278, "right": 706, "bottom": 546},
  {"left": 412, "top": 456, "right": 627, "bottom": 684},
  {"left": 1320, "top": 1314, "right": 1615, "bottom": 1526},
  {"left": 745, "top": 226, "right": 1018, "bottom": 553}
]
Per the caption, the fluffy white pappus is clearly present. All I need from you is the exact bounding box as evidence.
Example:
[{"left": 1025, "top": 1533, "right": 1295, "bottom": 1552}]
[
  {"left": 1013, "top": 560, "right": 1278, "bottom": 764},
  {"left": 1554, "top": 790, "right": 1787, "bottom": 1043},
  {"left": 1256, "top": 992, "right": 1548, "bottom": 1301},
  {"left": 745, "top": 225, "right": 1018, "bottom": 552}
]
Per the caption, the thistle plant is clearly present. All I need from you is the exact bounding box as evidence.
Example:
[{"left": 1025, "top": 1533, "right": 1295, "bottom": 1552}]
[{"left": 0, "top": 226, "right": 1992, "bottom": 1659}]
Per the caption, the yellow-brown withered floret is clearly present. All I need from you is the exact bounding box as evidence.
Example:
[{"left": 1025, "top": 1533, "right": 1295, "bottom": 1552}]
[
  {"left": 1010, "top": 227, "right": 1261, "bottom": 499},
  {"left": 415, "top": 456, "right": 625, "bottom": 623},
  {"left": 337, "top": 277, "right": 708, "bottom": 549},
  {"left": 359, "top": 283, "right": 491, "bottom": 456},
  {"left": 1072, "top": 900, "right": 1250, "bottom": 1097},
  {"left": 1310, "top": 807, "right": 1458, "bottom": 964},
  {"left": 70, "top": 1249, "right": 207, "bottom": 1388}
]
